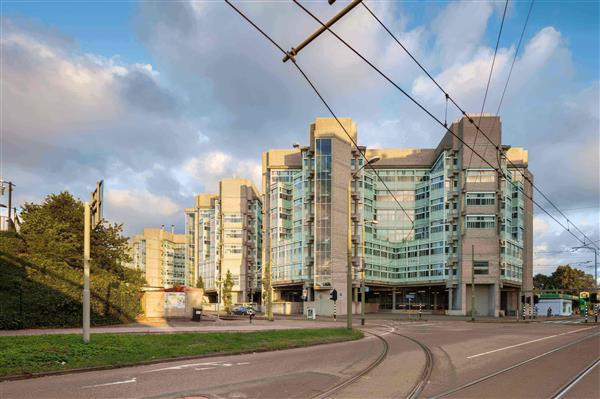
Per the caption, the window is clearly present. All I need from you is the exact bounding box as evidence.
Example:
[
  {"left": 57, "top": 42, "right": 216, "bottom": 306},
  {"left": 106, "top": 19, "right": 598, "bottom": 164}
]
[
  {"left": 466, "top": 169, "right": 496, "bottom": 183},
  {"left": 430, "top": 197, "right": 444, "bottom": 212},
  {"left": 466, "top": 215, "right": 496, "bottom": 229},
  {"left": 224, "top": 229, "right": 243, "bottom": 239},
  {"left": 224, "top": 244, "right": 243, "bottom": 255},
  {"left": 431, "top": 176, "right": 444, "bottom": 190},
  {"left": 224, "top": 213, "right": 243, "bottom": 223},
  {"left": 467, "top": 192, "right": 496, "bottom": 206},
  {"left": 474, "top": 261, "right": 489, "bottom": 275}
]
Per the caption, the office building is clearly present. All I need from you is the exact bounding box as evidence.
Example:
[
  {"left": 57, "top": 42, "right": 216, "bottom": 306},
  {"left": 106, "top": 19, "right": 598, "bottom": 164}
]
[
  {"left": 262, "top": 116, "right": 533, "bottom": 317},
  {"left": 185, "top": 178, "right": 263, "bottom": 304},
  {"left": 130, "top": 228, "right": 187, "bottom": 288}
]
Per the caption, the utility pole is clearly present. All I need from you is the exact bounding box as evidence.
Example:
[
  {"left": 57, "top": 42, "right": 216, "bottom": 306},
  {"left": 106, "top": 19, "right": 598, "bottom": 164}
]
[
  {"left": 83, "top": 181, "right": 103, "bottom": 343},
  {"left": 471, "top": 244, "right": 475, "bottom": 321},
  {"left": 346, "top": 177, "right": 353, "bottom": 329},
  {"left": 83, "top": 202, "right": 91, "bottom": 343}
]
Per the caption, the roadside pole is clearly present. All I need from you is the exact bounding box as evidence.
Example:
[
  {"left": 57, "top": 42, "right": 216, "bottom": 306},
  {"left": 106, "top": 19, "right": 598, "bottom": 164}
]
[
  {"left": 83, "top": 202, "right": 91, "bottom": 343},
  {"left": 471, "top": 244, "right": 475, "bottom": 321}
]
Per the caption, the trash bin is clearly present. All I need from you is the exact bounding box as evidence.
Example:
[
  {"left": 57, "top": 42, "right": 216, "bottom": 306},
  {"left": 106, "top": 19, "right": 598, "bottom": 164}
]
[{"left": 192, "top": 307, "right": 203, "bottom": 322}]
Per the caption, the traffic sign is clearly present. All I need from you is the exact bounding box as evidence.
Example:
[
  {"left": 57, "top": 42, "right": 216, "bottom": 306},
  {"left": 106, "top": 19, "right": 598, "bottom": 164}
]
[
  {"left": 406, "top": 294, "right": 415, "bottom": 300},
  {"left": 90, "top": 180, "right": 103, "bottom": 227}
]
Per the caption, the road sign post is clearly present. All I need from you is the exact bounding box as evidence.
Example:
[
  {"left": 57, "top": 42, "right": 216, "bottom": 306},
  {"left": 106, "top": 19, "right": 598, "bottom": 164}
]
[{"left": 83, "top": 180, "right": 103, "bottom": 343}]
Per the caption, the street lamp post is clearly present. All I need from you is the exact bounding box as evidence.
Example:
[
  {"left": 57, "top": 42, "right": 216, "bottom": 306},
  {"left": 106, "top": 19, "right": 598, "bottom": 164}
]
[
  {"left": 573, "top": 245, "right": 598, "bottom": 290},
  {"left": 361, "top": 219, "right": 377, "bottom": 326},
  {"left": 348, "top": 156, "right": 380, "bottom": 329}
]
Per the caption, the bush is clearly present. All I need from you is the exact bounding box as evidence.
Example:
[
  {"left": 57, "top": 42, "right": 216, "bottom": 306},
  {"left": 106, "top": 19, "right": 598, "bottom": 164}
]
[{"left": 0, "top": 252, "right": 143, "bottom": 329}]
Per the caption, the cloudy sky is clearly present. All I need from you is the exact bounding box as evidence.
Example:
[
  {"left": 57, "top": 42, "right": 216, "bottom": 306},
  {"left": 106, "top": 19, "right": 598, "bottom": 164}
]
[{"left": 1, "top": 0, "right": 598, "bottom": 276}]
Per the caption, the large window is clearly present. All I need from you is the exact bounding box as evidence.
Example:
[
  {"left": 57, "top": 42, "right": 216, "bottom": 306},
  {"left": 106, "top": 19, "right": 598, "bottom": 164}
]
[
  {"left": 474, "top": 260, "right": 489, "bottom": 275},
  {"left": 224, "top": 213, "right": 243, "bottom": 223},
  {"left": 224, "top": 244, "right": 243, "bottom": 255},
  {"left": 224, "top": 229, "right": 243, "bottom": 239},
  {"left": 467, "top": 192, "right": 496, "bottom": 206},
  {"left": 466, "top": 169, "right": 496, "bottom": 183},
  {"left": 315, "top": 138, "right": 332, "bottom": 287},
  {"left": 466, "top": 215, "right": 496, "bottom": 229}
]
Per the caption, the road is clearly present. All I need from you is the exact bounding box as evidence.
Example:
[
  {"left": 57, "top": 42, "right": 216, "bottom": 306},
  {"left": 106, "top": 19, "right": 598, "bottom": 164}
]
[{"left": 1, "top": 319, "right": 598, "bottom": 398}]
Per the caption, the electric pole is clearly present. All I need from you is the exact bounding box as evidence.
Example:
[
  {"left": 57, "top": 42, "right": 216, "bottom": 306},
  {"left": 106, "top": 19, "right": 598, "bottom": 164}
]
[{"left": 471, "top": 244, "right": 475, "bottom": 321}]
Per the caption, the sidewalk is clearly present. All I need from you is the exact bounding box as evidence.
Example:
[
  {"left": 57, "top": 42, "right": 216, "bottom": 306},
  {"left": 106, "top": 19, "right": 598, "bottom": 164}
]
[{"left": 0, "top": 318, "right": 343, "bottom": 337}]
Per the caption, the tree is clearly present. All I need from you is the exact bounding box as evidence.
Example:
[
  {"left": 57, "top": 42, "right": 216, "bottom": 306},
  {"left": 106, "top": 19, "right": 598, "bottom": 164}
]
[
  {"left": 196, "top": 276, "right": 204, "bottom": 290},
  {"left": 1, "top": 191, "right": 144, "bottom": 328},
  {"left": 19, "top": 192, "right": 132, "bottom": 274},
  {"left": 552, "top": 265, "right": 594, "bottom": 292},
  {"left": 222, "top": 270, "right": 234, "bottom": 314},
  {"left": 533, "top": 273, "right": 554, "bottom": 290}
]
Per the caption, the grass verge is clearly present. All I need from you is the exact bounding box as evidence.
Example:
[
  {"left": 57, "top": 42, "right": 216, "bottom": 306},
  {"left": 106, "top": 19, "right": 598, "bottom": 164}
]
[{"left": 0, "top": 328, "right": 363, "bottom": 378}]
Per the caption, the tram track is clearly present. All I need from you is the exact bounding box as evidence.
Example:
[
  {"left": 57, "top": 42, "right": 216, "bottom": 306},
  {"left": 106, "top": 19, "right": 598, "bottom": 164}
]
[
  {"left": 428, "top": 330, "right": 600, "bottom": 398},
  {"left": 550, "top": 357, "right": 600, "bottom": 399},
  {"left": 310, "top": 328, "right": 390, "bottom": 399}
]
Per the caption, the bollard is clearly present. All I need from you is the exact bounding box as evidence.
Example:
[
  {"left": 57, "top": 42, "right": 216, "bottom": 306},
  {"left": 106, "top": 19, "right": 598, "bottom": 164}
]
[{"left": 585, "top": 306, "right": 588, "bottom": 323}]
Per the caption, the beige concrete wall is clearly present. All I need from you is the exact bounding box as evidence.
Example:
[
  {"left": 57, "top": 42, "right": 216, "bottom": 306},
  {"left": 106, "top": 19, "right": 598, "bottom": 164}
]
[{"left": 141, "top": 288, "right": 206, "bottom": 319}]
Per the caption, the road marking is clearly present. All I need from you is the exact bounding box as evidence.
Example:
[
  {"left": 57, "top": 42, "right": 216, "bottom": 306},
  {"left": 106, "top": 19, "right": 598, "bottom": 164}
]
[
  {"left": 236, "top": 362, "right": 250, "bottom": 365},
  {"left": 467, "top": 326, "right": 596, "bottom": 359},
  {"left": 83, "top": 378, "right": 136, "bottom": 388},
  {"left": 144, "top": 362, "right": 222, "bottom": 373},
  {"left": 553, "top": 358, "right": 600, "bottom": 399},
  {"left": 194, "top": 367, "right": 216, "bottom": 371}
]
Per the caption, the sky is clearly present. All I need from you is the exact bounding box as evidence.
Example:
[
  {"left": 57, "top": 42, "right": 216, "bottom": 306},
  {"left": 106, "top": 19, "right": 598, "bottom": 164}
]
[{"left": 1, "top": 0, "right": 599, "bottom": 277}]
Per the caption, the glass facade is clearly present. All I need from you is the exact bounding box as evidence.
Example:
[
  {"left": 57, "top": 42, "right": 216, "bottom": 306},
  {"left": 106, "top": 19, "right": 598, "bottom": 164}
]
[{"left": 314, "top": 138, "right": 332, "bottom": 287}]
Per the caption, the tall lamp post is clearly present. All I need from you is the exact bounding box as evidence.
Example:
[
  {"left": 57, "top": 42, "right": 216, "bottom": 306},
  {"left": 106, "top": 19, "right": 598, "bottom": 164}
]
[
  {"left": 573, "top": 245, "right": 598, "bottom": 290},
  {"left": 361, "top": 219, "right": 377, "bottom": 325},
  {"left": 348, "top": 156, "right": 380, "bottom": 329}
]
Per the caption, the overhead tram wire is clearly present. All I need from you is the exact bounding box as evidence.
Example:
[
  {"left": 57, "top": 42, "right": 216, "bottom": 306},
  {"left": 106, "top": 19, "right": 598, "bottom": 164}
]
[
  {"left": 483, "top": 0, "right": 535, "bottom": 167},
  {"left": 223, "top": 0, "right": 415, "bottom": 237},
  {"left": 362, "top": 1, "right": 597, "bottom": 250},
  {"left": 290, "top": 0, "right": 596, "bottom": 251},
  {"left": 466, "top": 0, "right": 509, "bottom": 171}
]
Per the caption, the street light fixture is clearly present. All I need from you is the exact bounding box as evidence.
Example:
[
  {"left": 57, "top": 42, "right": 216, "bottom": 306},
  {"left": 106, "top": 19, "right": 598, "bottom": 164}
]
[
  {"left": 572, "top": 245, "right": 598, "bottom": 290},
  {"left": 347, "top": 156, "right": 380, "bottom": 329}
]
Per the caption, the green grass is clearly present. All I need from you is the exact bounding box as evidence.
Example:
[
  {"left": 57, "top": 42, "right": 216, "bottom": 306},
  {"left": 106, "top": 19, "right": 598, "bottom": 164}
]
[{"left": 0, "top": 328, "right": 363, "bottom": 377}]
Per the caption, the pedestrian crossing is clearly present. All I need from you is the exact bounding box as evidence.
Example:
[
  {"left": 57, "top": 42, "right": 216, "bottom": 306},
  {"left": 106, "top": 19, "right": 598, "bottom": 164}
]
[{"left": 542, "top": 318, "right": 588, "bottom": 324}]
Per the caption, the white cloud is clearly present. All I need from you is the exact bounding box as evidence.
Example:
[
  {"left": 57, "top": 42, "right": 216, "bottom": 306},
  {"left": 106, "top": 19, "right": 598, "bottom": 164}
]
[
  {"left": 183, "top": 151, "right": 262, "bottom": 193},
  {"left": 106, "top": 189, "right": 179, "bottom": 216}
]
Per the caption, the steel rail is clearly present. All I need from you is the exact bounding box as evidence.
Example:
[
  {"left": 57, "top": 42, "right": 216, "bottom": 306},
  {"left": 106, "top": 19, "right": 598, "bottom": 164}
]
[
  {"left": 551, "top": 357, "right": 600, "bottom": 399},
  {"left": 310, "top": 328, "right": 389, "bottom": 399},
  {"left": 429, "top": 331, "right": 600, "bottom": 398}
]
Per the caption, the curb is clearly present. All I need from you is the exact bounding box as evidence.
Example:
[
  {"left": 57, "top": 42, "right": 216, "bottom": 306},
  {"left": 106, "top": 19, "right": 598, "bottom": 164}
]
[{"left": 0, "top": 331, "right": 363, "bottom": 382}]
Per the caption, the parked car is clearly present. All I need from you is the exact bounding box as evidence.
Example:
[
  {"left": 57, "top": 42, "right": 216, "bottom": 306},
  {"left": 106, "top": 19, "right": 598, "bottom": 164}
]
[{"left": 232, "top": 305, "right": 255, "bottom": 315}]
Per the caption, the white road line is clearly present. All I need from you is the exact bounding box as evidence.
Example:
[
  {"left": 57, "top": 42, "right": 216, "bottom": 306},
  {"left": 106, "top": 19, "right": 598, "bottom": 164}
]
[
  {"left": 144, "top": 362, "right": 222, "bottom": 373},
  {"left": 194, "top": 367, "right": 216, "bottom": 371},
  {"left": 83, "top": 378, "right": 136, "bottom": 388},
  {"left": 467, "top": 327, "right": 596, "bottom": 359},
  {"left": 236, "top": 362, "right": 250, "bottom": 365},
  {"left": 554, "top": 358, "right": 600, "bottom": 399}
]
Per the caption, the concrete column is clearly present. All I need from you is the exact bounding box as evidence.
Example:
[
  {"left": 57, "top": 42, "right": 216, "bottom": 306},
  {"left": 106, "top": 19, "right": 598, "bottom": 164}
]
[
  {"left": 448, "top": 288, "right": 453, "bottom": 311},
  {"left": 392, "top": 287, "right": 396, "bottom": 311}
]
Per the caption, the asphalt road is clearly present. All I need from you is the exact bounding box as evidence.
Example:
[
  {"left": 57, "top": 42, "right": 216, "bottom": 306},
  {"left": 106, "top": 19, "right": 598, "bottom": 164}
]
[{"left": 1, "top": 319, "right": 599, "bottom": 399}]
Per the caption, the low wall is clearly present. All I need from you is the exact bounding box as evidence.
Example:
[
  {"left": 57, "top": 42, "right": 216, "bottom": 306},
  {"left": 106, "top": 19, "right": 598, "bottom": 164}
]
[
  {"left": 273, "top": 301, "right": 303, "bottom": 315},
  {"left": 141, "top": 288, "right": 205, "bottom": 319}
]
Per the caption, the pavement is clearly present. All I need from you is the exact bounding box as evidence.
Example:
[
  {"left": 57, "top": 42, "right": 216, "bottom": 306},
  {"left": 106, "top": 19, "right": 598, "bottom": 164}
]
[
  {"left": 1, "top": 317, "right": 599, "bottom": 398},
  {"left": 0, "top": 319, "right": 343, "bottom": 337}
]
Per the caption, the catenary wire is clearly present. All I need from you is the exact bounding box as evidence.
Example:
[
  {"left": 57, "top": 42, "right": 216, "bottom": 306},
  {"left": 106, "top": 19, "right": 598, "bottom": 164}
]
[
  {"left": 293, "top": 0, "right": 597, "bottom": 251},
  {"left": 362, "top": 0, "right": 596, "bottom": 250},
  {"left": 467, "top": 0, "right": 509, "bottom": 170},
  {"left": 224, "top": 0, "right": 415, "bottom": 238}
]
